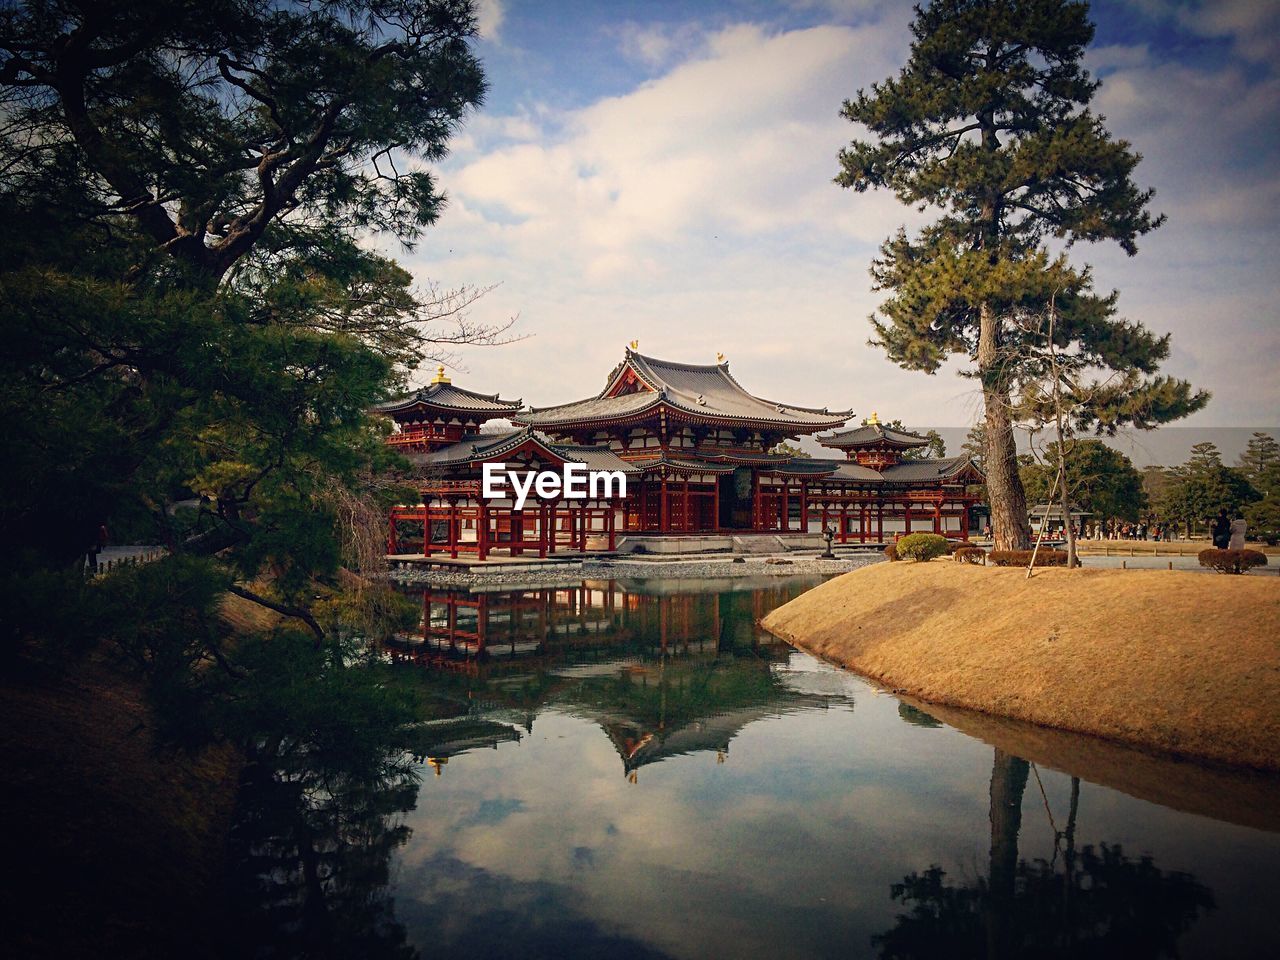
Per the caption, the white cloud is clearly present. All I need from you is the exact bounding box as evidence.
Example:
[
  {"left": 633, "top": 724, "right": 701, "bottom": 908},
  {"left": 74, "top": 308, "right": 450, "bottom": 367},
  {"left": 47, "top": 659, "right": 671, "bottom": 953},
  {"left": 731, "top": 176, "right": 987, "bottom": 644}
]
[
  {"left": 475, "top": 0, "right": 505, "bottom": 43},
  {"left": 404, "top": 13, "right": 1280, "bottom": 429}
]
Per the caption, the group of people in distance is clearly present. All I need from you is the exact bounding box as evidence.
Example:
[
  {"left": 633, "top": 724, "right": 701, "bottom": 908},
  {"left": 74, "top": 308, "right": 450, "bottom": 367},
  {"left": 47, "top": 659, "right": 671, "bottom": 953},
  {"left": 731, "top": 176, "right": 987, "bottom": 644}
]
[
  {"left": 1086, "top": 520, "right": 1165, "bottom": 541},
  {"left": 1009, "top": 513, "right": 1249, "bottom": 545}
]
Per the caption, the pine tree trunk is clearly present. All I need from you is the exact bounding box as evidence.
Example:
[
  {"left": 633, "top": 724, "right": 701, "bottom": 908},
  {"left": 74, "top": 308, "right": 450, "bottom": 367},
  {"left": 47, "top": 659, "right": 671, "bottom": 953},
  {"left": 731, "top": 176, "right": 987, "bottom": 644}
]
[
  {"left": 978, "top": 302, "right": 1031, "bottom": 550},
  {"left": 985, "top": 747, "right": 1030, "bottom": 960}
]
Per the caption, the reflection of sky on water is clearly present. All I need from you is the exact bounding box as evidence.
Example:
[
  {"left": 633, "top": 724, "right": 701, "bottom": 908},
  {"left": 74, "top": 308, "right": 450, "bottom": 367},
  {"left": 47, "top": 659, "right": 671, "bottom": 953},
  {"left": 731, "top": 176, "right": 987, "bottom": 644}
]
[{"left": 388, "top": 589, "right": 1280, "bottom": 960}]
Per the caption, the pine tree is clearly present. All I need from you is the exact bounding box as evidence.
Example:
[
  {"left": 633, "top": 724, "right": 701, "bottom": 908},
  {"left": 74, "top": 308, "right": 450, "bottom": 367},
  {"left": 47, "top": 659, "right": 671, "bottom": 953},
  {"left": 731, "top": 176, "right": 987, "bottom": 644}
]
[
  {"left": 1186, "top": 442, "right": 1223, "bottom": 473},
  {"left": 1237, "top": 432, "right": 1280, "bottom": 489},
  {"left": 837, "top": 0, "right": 1207, "bottom": 549}
]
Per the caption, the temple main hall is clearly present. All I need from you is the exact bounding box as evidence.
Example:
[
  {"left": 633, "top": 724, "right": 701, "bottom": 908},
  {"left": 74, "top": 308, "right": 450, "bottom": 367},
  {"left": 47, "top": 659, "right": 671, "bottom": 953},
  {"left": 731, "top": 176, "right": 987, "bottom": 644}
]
[{"left": 380, "top": 347, "right": 982, "bottom": 559}]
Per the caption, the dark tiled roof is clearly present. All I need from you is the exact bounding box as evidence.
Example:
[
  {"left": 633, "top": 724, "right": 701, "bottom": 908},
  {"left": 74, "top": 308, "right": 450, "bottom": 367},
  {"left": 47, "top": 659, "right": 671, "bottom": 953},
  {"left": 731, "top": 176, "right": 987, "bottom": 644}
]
[
  {"left": 374, "top": 382, "right": 522, "bottom": 416},
  {"left": 627, "top": 455, "right": 738, "bottom": 475},
  {"left": 817, "top": 423, "right": 930, "bottom": 449},
  {"left": 517, "top": 350, "right": 852, "bottom": 430},
  {"left": 407, "top": 428, "right": 639, "bottom": 474},
  {"left": 518, "top": 391, "right": 660, "bottom": 423},
  {"left": 880, "top": 457, "right": 976, "bottom": 482},
  {"left": 811, "top": 457, "right": 979, "bottom": 484},
  {"left": 823, "top": 460, "right": 887, "bottom": 483},
  {"left": 771, "top": 459, "right": 839, "bottom": 476}
]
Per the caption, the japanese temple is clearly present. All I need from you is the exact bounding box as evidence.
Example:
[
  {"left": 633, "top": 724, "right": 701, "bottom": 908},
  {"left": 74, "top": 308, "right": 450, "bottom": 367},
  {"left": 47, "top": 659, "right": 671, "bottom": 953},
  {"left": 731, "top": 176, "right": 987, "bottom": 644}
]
[{"left": 379, "top": 347, "right": 982, "bottom": 559}]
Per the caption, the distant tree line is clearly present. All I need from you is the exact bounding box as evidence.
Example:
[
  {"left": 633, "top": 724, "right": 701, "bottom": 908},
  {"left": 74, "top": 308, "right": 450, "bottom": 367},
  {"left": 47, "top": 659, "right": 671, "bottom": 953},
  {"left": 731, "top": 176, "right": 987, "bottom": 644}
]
[{"left": 1011, "top": 433, "right": 1276, "bottom": 543}]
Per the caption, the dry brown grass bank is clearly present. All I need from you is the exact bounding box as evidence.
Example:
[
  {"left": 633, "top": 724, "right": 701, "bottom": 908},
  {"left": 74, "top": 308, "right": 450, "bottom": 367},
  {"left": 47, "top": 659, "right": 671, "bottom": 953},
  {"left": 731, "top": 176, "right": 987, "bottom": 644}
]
[{"left": 762, "top": 562, "right": 1280, "bottom": 771}]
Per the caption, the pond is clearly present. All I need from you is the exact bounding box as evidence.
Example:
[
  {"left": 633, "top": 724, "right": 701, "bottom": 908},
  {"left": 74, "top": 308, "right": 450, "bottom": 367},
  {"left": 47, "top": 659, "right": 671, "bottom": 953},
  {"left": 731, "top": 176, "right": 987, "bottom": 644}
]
[{"left": 228, "top": 576, "right": 1280, "bottom": 959}]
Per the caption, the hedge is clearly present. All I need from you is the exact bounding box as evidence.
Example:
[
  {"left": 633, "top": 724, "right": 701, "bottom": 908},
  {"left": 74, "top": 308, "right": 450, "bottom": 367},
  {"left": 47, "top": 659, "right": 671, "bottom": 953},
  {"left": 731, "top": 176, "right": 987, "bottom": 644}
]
[
  {"left": 896, "top": 533, "right": 950, "bottom": 562},
  {"left": 1198, "top": 548, "right": 1268, "bottom": 575},
  {"left": 989, "top": 549, "right": 1069, "bottom": 567}
]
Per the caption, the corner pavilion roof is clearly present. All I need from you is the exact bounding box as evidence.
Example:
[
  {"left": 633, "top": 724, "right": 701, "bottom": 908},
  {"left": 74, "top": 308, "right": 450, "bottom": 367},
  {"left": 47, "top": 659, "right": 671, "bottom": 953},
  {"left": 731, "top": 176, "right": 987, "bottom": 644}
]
[
  {"left": 814, "top": 456, "right": 980, "bottom": 484},
  {"left": 373, "top": 379, "right": 522, "bottom": 419},
  {"left": 515, "top": 349, "right": 852, "bottom": 432},
  {"left": 817, "top": 422, "right": 931, "bottom": 450}
]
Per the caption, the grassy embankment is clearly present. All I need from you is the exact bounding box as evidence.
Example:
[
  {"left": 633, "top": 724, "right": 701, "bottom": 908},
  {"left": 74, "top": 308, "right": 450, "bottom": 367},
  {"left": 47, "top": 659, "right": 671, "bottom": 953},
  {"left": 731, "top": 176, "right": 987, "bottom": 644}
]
[
  {"left": 762, "top": 561, "right": 1280, "bottom": 771},
  {"left": 1, "top": 593, "right": 277, "bottom": 960}
]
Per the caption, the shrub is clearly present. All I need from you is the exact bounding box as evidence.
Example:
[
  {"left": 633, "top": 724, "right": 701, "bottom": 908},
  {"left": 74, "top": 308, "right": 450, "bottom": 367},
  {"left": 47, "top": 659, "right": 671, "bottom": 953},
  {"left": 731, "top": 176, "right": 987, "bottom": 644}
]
[
  {"left": 989, "top": 549, "right": 1069, "bottom": 567},
  {"left": 944, "top": 540, "right": 965, "bottom": 555},
  {"left": 896, "top": 533, "right": 949, "bottom": 562},
  {"left": 1198, "top": 548, "right": 1268, "bottom": 575},
  {"left": 954, "top": 546, "right": 986, "bottom": 565},
  {"left": 884, "top": 542, "right": 898, "bottom": 561}
]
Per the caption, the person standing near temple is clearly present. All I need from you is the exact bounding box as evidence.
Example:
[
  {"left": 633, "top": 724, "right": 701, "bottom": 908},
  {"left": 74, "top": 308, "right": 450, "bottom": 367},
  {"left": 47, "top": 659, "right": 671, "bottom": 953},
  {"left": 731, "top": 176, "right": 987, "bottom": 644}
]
[
  {"left": 1229, "top": 512, "right": 1248, "bottom": 551},
  {"left": 1211, "top": 508, "right": 1231, "bottom": 549}
]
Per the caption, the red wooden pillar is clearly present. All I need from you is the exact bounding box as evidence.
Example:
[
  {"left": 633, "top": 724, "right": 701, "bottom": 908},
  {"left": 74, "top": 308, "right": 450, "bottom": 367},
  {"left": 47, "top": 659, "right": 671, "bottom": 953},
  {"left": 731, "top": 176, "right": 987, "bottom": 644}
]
[
  {"left": 838, "top": 504, "right": 847, "bottom": 543},
  {"left": 904, "top": 501, "right": 912, "bottom": 535},
  {"left": 607, "top": 501, "right": 616, "bottom": 550},
  {"left": 512, "top": 509, "right": 524, "bottom": 555},
  {"left": 821, "top": 503, "right": 829, "bottom": 535},
  {"left": 682, "top": 480, "right": 691, "bottom": 533},
  {"left": 537, "top": 500, "right": 548, "bottom": 558},
  {"left": 780, "top": 488, "right": 788, "bottom": 532},
  {"left": 751, "top": 472, "right": 760, "bottom": 530},
  {"left": 422, "top": 496, "right": 433, "bottom": 556},
  {"left": 800, "top": 484, "right": 809, "bottom": 534},
  {"left": 578, "top": 500, "right": 587, "bottom": 552},
  {"left": 877, "top": 502, "right": 884, "bottom": 542},
  {"left": 961, "top": 503, "right": 970, "bottom": 541},
  {"left": 712, "top": 477, "right": 721, "bottom": 532},
  {"left": 660, "top": 478, "right": 670, "bottom": 531},
  {"left": 934, "top": 498, "right": 943, "bottom": 536},
  {"left": 448, "top": 497, "right": 460, "bottom": 558},
  {"left": 478, "top": 500, "right": 489, "bottom": 560}
]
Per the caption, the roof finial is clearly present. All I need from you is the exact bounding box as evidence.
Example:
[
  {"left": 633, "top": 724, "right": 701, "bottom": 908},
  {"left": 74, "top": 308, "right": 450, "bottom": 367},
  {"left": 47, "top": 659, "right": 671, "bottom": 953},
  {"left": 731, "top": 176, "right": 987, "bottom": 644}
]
[
  {"left": 629, "top": 339, "right": 639, "bottom": 351},
  {"left": 716, "top": 351, "right": 725, "bottom": 363},
  {"left": 431, "top": 364, "right": 450, "bottom": 384},
  {"left": 867, "top": 410, "right": 880, "bottom": 425}
]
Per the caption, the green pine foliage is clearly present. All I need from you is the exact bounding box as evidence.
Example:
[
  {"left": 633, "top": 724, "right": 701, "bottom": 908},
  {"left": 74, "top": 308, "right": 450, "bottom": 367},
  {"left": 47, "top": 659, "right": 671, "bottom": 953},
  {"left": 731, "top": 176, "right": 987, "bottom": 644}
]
[
  {"left": 1155, "top": 443, "right": 1259, "bottom": 538},
  {"left": 1018, "top": 440, "right": 1146, "bottom": 521},
  {"left": 0, "top": 1, "right": 488, "bottom": 745},
  {"left": 836, "top": 0, "right": 1207, "bottom": 547}
]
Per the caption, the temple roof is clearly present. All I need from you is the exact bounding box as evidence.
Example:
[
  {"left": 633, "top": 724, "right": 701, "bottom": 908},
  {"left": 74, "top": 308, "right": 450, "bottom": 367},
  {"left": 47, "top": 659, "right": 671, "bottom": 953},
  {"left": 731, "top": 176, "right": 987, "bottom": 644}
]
[
  {"left": 817, "top": 422, "right": 930, "bottom": 450},
  {"left": 817, "top": 456, "right": 979, "bottom": 484},
  {"left": 516, "top": 349, "right": 852, "bottom": 431},
  {"left": 627, "top": 455, "right": 738, "bottom": 475},
  {"left": 407, "top": 427, "right": 640, "bottom": 473},
  {"left": 374, "top": 379, "right": 522, "bottom": 418}
]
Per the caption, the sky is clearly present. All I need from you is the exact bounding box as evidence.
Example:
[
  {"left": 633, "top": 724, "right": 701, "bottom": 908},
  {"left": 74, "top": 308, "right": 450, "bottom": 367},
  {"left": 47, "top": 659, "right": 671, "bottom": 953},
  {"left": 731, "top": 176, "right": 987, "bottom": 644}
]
[{"left": 389, "top": 0, "right": 1280, "bottom": 430}]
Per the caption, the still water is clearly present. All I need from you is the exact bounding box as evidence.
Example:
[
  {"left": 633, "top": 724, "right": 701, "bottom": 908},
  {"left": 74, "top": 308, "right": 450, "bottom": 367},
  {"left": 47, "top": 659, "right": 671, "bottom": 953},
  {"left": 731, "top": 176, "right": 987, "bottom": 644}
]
[{"left": 232, "top": 576, "right": 1280, "bottom": 959}]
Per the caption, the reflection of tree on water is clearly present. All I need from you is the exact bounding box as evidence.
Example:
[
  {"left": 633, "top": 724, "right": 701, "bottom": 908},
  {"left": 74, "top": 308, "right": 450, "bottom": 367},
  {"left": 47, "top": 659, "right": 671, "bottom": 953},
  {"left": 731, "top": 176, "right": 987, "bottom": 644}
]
[
  {"left": 875, "top": 749, "right": 1214, "bottom": 959},
  {"left": 220, "top": 636, "right": 429, "bottom": 960}
]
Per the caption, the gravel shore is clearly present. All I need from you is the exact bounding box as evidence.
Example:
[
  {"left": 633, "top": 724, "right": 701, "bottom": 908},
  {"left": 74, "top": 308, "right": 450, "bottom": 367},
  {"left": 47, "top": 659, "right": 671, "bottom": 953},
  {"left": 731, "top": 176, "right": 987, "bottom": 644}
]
[{"left": 387, "top": 553, "right": 881, "bottom": 587}]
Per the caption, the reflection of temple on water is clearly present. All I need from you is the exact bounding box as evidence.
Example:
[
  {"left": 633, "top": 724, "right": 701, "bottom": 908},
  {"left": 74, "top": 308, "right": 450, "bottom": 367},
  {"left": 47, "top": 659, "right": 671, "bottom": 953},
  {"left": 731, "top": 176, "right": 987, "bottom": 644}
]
[
  {"left": 410, "top": 718, "right": 525, "bottom": 775},
  {"left": 583, "top": 671, "right": 839, "bottom": 780},
  {"left": 387, "top": 579, "right": 803, "bottom": 668},
  {"left": 385, "top": 579, "right": 852, "bottom": 777}
]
